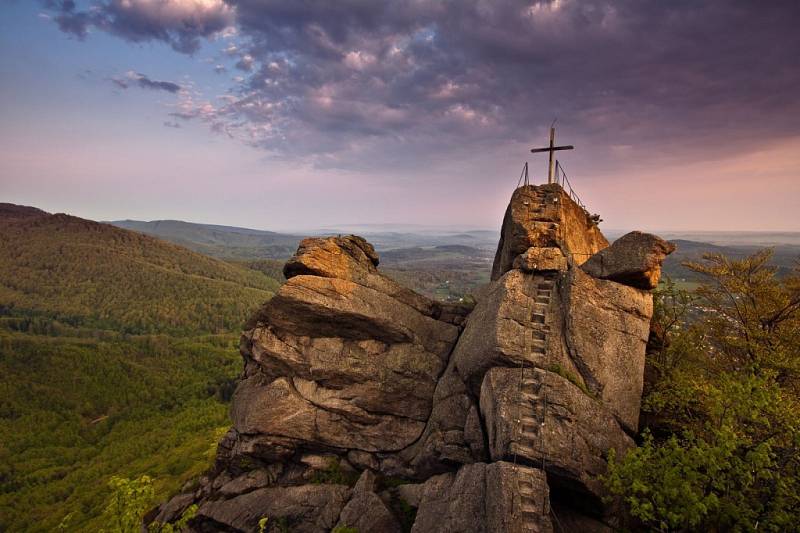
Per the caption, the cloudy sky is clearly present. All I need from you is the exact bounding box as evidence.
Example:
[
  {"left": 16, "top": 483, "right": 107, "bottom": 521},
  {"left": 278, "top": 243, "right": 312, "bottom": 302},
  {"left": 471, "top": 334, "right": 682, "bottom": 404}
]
[{"left": 1, "top": 0, "right": 798, "bottom": 232}]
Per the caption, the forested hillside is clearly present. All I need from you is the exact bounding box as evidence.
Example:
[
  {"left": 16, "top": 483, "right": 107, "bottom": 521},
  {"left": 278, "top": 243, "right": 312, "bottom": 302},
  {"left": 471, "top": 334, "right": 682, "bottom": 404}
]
[
  {"left": 0, "top": 209, "right": 279, "bottom": 334},
  {"left": 0, "top": 205, "right": 280, "bottom": 531}
]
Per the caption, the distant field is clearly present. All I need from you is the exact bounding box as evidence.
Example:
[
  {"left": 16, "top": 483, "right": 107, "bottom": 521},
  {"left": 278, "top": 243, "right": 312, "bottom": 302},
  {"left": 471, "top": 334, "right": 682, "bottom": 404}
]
[{"left": 669, "top": 279, "right": 703, "bottom": 292}]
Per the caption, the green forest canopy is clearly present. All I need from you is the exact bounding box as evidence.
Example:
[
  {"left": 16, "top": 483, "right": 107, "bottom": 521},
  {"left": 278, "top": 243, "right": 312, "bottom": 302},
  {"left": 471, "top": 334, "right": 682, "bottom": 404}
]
[{"left": 0, "top": 208, "right": 280, "bottom": 531}]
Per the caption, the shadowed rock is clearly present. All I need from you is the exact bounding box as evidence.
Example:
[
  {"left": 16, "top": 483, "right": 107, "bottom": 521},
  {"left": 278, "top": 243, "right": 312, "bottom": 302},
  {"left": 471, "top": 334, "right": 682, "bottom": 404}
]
[
  {"left": 336, "top": 470, "right": 402, "bottom": 533},
  {"left": 412, "top": 462, "right": 552, "bottom": 533},
  {"left": 192, "top": 484, "right": 351, "bottom": 532}
]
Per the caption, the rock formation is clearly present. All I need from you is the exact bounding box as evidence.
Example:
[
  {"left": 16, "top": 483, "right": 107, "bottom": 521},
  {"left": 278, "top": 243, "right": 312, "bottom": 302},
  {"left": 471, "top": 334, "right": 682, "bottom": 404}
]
[{"left": 151, "top": 184, "right": 674, "bottom": 532}]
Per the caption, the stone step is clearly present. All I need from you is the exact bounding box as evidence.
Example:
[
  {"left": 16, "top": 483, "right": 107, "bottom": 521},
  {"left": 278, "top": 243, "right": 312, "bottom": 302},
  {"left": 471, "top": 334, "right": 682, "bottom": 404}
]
[
  {"left": 521, "top": 380, "right": 544, "bottom": 392},
  {"left": 520, "top": 501, "right": 543, "bottom": 513},
  {"left": 531, "top": 313, "right": 546, "bottom": 324},
  {"left": 520, "top": 384, "right": 542, "bottom": 395},
  {"left": 520, "top": 426, "right": 540, "bottom": 438},
  {"left": 535, "top": 296, "right": 550, "bottom": 304},
  {"left": 512, "top": 442, "right": 541, "bottom": 457},
  {"left": 521, "top": 377, "right": 544, "bottom": 388},
  {"left": 520, "top": 392, "right": 541, "bottom": 404},
  {"left": 530, "top": 329, "right": 546, "bottom": 341}
]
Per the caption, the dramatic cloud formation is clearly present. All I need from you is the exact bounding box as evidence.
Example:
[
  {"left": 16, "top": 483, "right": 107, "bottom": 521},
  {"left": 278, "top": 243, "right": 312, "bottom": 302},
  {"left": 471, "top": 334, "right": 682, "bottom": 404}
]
[
  {"left": 45, "top": 0, "right": 235, "bottom": 52},
  {"left": 44, "top": 0, "right": 800, "bottom": 170},
  {"left": 111, "top": 71, "right": 182, "bottom": 93}
]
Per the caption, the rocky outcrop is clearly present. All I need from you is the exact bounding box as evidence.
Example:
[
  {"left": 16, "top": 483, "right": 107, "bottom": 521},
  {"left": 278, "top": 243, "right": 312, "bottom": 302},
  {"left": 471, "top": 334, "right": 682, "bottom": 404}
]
[
  {"left": 491, "top": 184, "right": 608, "bottom": 280},
  {"left": 581, "top": 231, "right": 676, "bottom": 290},
  {"left": 151, "top": 183, "right": 673, "bottom": 533},
  {"left": 233, "top": 237, "right": 462, "bottom": 461}
]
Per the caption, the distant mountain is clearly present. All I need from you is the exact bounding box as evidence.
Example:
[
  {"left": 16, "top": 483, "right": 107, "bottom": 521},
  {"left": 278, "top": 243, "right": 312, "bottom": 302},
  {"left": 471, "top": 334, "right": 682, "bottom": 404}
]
[
  {"left": 322, "top": 230, "right": 500, "bottom": 252},
  {"left": 110, "top": 219, "right": 302, "bottom": 260},
  {"left": 662, "top": 239, "right": 799, "bottom": 282},
  {"left": 658, "top": 231, "right": 800, "bottom": 247},
  {"left": 110, "top": 218, "right": 501, "bottom": 259},
  {"left": 1, "top": 207, "right": 279, "bottom": 334}
]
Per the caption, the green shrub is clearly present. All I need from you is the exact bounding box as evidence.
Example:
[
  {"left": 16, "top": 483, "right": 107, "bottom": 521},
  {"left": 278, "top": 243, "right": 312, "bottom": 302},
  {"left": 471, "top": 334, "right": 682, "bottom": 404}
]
[{"left": 102, "top": 476, "right": 155, "bottom": 533}]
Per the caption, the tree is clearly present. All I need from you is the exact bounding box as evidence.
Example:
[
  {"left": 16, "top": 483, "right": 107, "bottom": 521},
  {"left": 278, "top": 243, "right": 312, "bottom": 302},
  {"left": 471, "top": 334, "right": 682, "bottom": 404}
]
[
  {"left": 604, "top": 250, "right": 800, "bottom": 532},
  {"left": 103, "top": 476, "right": 154, "bottom": 533}
]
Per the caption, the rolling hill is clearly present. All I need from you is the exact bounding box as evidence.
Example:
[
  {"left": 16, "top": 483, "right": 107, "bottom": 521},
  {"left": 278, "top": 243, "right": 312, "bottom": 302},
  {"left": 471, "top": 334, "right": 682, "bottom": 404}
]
[
  {"left": 1, "top": 207, "right": 280, "bottom": 334},
  {"left": 0, "top": 204, "right": 280, "bottom": 531},
  {"left": 110, "top": 219, "right": 302, "bottom": 260}
]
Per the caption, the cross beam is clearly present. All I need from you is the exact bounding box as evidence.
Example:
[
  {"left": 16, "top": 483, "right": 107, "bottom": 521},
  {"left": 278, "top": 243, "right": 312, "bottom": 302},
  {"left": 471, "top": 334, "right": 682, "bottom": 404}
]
[{"left": 530, "top": 127, "right": 574, "bottom": 184}]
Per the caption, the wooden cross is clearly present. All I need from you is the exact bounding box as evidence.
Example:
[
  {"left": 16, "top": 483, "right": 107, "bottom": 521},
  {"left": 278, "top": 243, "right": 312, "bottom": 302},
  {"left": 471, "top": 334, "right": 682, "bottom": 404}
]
[{"left": 530, "top": 127, "right": 574, "bottom": 184}]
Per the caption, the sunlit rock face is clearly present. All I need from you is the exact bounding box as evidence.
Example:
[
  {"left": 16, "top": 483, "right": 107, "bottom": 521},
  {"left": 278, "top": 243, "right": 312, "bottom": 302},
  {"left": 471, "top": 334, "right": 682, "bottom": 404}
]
[
  {"left": 491, "top": 184, "right": 608, "bottom": 281},
  {"left": 151, "top": 184, "right": 673, "bottom": 533}
]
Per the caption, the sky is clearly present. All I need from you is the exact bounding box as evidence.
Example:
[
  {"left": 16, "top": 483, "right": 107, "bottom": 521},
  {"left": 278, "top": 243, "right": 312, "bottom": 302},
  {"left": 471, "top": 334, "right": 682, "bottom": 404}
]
[{"left": 0, "top": 0, "right": 799, "bottom": 233}]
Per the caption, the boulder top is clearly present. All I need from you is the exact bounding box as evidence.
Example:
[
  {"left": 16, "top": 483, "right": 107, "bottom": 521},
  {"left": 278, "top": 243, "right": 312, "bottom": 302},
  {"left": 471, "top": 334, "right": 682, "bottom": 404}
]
[{"left": 491, "top": 183, "right": 608, "bottom": 281}]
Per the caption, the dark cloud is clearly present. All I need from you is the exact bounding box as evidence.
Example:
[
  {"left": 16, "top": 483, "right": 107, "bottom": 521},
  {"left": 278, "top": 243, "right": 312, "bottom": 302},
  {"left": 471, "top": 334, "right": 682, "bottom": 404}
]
[
  {"left": 48, "top": 1, "right": 800, "bottom": 169},
  {"left": 43, "top": 0, "right": 234, "bottom": 53},
  {"left": 112, "top": 71, "right": 181, "bottom": 93},
  {"left": 43, "top": 0, "right": 93, "bottom": 38}
]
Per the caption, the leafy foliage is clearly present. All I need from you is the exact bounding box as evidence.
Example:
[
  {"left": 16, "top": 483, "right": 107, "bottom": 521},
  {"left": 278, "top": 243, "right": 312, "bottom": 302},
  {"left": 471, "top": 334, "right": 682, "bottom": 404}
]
[
  {"left": 0, "top": 328, "right": 238, "bottom": 531},
  {"left": 605, "top": 250, "right": 800, "bottom": 531},
  {"left": 104, "top": 476, "right": 155, "bottom": 533}
]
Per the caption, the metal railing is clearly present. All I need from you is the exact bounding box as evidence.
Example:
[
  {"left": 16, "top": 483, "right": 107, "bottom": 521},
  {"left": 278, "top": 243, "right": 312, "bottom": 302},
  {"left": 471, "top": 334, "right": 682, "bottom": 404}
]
[
  {"left": 516, "top": 162, "right": 530, "bottom": 188},
  {"left": 553, "top": 160, "right": 587, "bottom": 212}
]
